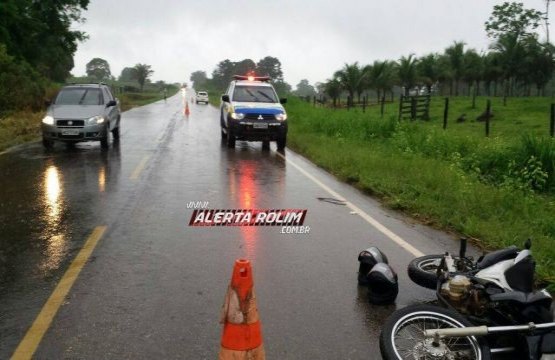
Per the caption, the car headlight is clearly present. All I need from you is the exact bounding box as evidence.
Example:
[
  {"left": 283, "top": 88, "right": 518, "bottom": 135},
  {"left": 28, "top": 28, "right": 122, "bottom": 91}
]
[
  {"left": 42, "top": 115, "right": 54, "bottom": 125},
  {"left": 87, "top": 115, "right": 105, "bottom": 125},
  {"left": 275, "top": 113, "right": 287, "bottom": 121},
  {"left": 230, "top": 112, "right": 245, "bottom": 120}
]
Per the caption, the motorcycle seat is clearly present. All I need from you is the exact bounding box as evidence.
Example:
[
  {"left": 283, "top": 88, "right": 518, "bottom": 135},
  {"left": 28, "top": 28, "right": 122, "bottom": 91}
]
[
  {"left": 490, "top": 290, "right": 552, "bottom": 307},
  {"left": 477, "top": 246, "right": 518, "bottom": 270}
]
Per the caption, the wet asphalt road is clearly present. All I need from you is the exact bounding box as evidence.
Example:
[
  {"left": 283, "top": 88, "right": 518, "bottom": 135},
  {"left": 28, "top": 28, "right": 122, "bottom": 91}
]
[{"left": 0, "top": 93, "right": 477, "bottom": 359}]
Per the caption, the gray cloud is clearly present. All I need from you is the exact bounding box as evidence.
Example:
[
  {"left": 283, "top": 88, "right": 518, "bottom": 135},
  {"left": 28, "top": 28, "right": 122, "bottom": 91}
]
[{"left": 73, "top": 0, "right": 550, "bottom": 86}]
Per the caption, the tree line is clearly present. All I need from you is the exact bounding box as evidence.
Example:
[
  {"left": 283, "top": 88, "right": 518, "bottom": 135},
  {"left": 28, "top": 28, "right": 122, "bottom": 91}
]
[
  {"left": 0, "top": 0, "right": 90, "bottom": 114},
  {"left": 190, "top": 56, "right": 292, "bottom": 95},
  {"left": 83, "top": 58, "right": 155, "bottom": 91},
  {"left": 321, "top": 2, "right": 555, "bottom": 105}
]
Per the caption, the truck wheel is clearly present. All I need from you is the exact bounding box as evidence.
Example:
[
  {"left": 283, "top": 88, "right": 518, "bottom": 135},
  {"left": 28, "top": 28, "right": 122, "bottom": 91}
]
[
  {"left": 276, "top": 135, "right": 286, "bottom": 150},
  {"left": 226, "top": 129, "right": 235, "bottom": 148}
]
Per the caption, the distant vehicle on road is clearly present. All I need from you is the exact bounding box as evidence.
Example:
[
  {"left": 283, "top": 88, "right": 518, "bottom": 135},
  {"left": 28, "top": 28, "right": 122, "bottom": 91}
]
[
  {"left": 41, "top": 83, "right": 121, "bottom": 149},
  {"left": 196, "top": 91, "right": 209, "bottom": 104},
  {"left": 220, "top": 75, "right": 288, "bottom": 150}
]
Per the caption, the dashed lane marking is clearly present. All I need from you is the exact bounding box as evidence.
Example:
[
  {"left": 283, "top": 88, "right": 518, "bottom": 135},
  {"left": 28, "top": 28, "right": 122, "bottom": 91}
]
[{"left": 130, "top": 155, "right": 150, "bottom": 180}]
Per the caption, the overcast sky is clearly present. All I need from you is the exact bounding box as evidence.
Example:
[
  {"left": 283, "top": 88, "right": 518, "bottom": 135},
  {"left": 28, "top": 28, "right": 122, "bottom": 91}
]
[{"left": 72, "top": 0, "right": 551, "bottom": 87}]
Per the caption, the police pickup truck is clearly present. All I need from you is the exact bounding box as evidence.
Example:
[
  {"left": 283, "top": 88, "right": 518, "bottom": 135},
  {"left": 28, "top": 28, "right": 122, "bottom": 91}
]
[{"left": 220, "top": 75, "right": 287, "bottom": 150}]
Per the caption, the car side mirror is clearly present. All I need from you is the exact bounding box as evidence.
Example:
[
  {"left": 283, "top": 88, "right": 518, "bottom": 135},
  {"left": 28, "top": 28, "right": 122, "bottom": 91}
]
[
  {"left": 221, "top": 94, "right": 230, "bottom": 103},
  {"left": 44, "top": 99, "right": 51, "bottom": 107},
  {"left": 280, "top": 98, "right": 287, "bottom": 104},
  {"left": 106, "top": 100, "right": 117, "bottom": 107}
]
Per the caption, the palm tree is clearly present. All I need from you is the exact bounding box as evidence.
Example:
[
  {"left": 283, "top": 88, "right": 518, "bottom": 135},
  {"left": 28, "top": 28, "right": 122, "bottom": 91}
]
[
  {"left": 491, "top": 33, "right": 526, "bottom": 96},
  {"left": 397, "top": 55, "right": 418, "bottom": 96},
  {"left": 134, "top": 63, "right": 154, "bottom": 91},
  {"left": 523, "top": 38, "right": 555, "bottom": 96},
  {"left": 417, "top": 54, "right": 440, "bottom": 95},
  {"left": 463, "top": 49, "right": 483, "bottom": 96},
  {"left": 369, "top": 60, "right": 397, "bottom": 101},
  {"left": 334, "top": 62, "right": 367, "bottom": 105},
  {"left": 482, "top": 52, "right": 503, "bottom": 96},
  {"left": 324, "top": 78, "right": 342, "bottom": 107},
  {"left": 445, "top": 41, "right": 466, "bottom": 96},
  {"left": 435, "top": 55, "right": 453, "bottom": 96}
]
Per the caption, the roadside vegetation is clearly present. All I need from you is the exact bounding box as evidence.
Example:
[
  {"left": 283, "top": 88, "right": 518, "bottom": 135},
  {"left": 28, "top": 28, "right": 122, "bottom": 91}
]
[
  {"left": 0, "top": 3, "right": 179, "bottom": 152},
  {"left": 281, "top": 2, "right": 555, "bottom": 290},
  {"left": 287, "top": 96, "right": 555, "bottom": 290}
]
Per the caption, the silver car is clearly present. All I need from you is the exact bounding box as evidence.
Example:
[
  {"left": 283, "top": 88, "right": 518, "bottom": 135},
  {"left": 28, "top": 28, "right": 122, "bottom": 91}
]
[{"left": 41, "top": 84, "right": 121, "bottom": 149}]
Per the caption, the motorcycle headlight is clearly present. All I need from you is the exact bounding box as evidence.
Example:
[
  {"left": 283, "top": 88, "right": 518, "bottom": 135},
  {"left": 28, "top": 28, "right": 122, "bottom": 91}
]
[
  {"left": 275, "top": 113, "right": 287, "bottom": 121},
  {"left": 87, "top": 115, "right": 105, "bottom": 125},
  {"left": 42, "top": 115, "right": 54, "bottom": 125},
  {"left": 230, "top": 112, "right": 245, "bottom": 120}
]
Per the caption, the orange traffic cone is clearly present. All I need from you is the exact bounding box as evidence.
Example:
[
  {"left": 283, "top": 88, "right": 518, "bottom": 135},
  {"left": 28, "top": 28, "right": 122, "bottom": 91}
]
[
  {"left": 219, "top": 259, "right": 265, "bottom": 359},
  {"left": 184, "top": 101, "right": 190, "bottom": 116}
]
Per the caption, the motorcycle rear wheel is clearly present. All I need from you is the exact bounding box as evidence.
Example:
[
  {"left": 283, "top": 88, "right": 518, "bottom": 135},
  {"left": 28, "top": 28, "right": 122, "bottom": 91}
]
[{"left": 380, "top": 304, "right": 491, "bottom": 360}]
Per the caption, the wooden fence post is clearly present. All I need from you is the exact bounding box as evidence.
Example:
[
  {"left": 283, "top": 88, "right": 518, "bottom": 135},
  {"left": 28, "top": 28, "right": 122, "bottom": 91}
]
[
  {"left": 551, "top": 103, "right": 555, "bottom": 137},
  {"left": 443, "top": 97, "right": 449, "bottom": 130},
  {"left": 380, "top": 96, "right": 385, "bottom": 118},
  {"left": 398, "top": 95, "right": 403, "bottom": 120},
  {"left": 472, "top": 88, "right": 476, "bottom": 109},
  {"left": 410, "top": 96, "right": 417, "bottom": 120},
  {"left": 485, "top": 99, "right": 491, "bottom": 137},
  {"left": 363, "top": 96, "right": 366, "bottom": 113}
]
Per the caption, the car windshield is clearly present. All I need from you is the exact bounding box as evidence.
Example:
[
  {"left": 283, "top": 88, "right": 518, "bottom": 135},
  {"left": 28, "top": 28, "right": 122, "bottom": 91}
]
[
  {"left": 198, "top": 92, "right": 207, "bottom": 96},
  {"left": 55, "top": 88, "right": 103, "bottom": 105},
  {"left": 232, "top": 85, "right": 278, "bottom": 103}
]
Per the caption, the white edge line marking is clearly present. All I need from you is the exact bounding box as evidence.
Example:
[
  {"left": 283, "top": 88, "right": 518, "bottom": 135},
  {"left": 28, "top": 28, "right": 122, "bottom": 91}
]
[{"left": 276, "top": 151, "right": 424, "bottom": 257}]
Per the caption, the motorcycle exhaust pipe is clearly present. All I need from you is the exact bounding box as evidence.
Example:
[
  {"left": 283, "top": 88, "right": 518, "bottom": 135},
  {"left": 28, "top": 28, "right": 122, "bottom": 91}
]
[
  {"left": 424, "top": 321, "right": 555, "bottom": 338},
  {"left": 424, "top": 325, "right": 488, "bottom": 338}
]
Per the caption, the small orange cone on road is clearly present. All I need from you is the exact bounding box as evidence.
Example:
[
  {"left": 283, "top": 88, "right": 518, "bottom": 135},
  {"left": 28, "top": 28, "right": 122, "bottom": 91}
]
[
  {"left": 219, "top": 259, "right": 265, "bottom": 360},
  {"left": 184, "top": 101, "right": 190, "bottom": 116}
]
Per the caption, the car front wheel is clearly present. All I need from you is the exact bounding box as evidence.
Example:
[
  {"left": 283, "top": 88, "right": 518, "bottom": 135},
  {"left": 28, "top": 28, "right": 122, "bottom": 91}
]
[
  {"left": 42, "top": 137, "right": 54, "bottom": 149},
  {"left": 100, "top": 124, "right": 109, "bottom": 149},
  {"left": 276, "top": 135, "right": 286, "bottom": 150},
  {"left": 112, "top": 125, "right": 120, "bottom": 140}
]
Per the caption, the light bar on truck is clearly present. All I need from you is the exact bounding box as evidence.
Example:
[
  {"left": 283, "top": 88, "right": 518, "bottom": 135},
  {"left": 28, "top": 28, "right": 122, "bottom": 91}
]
[{"left": 233, "top": 75, "right": 271, "bottom": 82}]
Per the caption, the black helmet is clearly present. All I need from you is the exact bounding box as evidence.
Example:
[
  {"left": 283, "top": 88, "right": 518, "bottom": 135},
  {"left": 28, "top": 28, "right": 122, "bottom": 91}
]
[
  {"left": 366, "top": 263, "right": 399, "bottom": 305},
  {"left": 358, "top": 247, "right": 389, "bottom": 285}
]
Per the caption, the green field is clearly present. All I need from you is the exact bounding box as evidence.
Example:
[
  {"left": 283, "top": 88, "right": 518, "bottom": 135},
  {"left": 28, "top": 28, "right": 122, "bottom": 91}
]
[{"left": 286, "top": 96, "right": 555, "bottom": 290}]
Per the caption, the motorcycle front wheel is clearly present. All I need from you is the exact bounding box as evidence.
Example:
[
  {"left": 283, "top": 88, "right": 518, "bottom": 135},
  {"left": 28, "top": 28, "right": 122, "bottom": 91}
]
[
  {"left": 379, "top": 304, "right": 491, "bottom": 360},
  {"left": 407, "top": 254, "right": 443, "bottom": 289}
]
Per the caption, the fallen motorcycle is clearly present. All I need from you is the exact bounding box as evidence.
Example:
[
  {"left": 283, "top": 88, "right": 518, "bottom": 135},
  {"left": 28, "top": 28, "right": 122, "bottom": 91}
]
[{"left": 379, "top": 239, "right": 555, "bottom": 359}]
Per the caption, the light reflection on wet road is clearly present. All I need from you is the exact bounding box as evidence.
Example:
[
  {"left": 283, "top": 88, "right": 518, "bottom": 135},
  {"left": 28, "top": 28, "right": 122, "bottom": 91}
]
[{"left": 0, "top": 94, "right": 474, "bottom": 358}]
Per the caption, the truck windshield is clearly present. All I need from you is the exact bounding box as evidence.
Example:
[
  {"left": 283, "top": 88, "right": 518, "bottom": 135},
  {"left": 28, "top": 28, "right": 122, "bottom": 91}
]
[
  {"left": 232, "top": 86, "right": 278, "bottom": 103},
  {"left": 55, "top": 88, "right": 103, "bottom": 105}
]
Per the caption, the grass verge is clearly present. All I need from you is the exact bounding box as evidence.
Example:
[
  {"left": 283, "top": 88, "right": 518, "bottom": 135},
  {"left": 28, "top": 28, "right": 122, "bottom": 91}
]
[{"left": 287, "top": 97, "right": 555, "bottom": 290}]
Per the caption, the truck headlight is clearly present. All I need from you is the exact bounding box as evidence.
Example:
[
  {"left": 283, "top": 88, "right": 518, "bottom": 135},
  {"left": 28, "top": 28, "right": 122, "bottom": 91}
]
[
  {"left": 42, "top": 115, "right": 54, "bottom": 125},
  {"left": 230, "top": 112, "right": 245, "bottom": 120},
  {"left": 275, "top": 113, "right": 287, "bottom": 121},
  {"left": 87, "top": 115, "right": 105, "bottom": 125}
]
